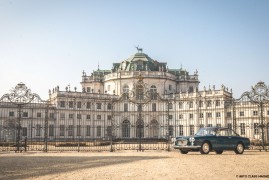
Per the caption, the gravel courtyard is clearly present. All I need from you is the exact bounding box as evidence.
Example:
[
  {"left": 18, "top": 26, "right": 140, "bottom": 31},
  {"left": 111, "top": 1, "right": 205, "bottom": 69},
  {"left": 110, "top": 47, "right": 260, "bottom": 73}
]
[{"left": 0, "top": 150, "right": 268, "bottom": 180}]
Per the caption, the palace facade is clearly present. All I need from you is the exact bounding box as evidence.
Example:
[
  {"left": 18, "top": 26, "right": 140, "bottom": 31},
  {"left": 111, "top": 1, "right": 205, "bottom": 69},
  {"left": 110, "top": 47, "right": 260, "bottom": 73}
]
[{"left": 0, "top": 51, "right": 268, "bottom": 143}]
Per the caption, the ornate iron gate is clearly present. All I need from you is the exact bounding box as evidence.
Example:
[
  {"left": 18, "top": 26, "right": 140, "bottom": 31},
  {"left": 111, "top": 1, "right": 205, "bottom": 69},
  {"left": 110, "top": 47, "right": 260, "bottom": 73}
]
[{"left": 0, "top": 81, "right": 268, "bottom": 152}]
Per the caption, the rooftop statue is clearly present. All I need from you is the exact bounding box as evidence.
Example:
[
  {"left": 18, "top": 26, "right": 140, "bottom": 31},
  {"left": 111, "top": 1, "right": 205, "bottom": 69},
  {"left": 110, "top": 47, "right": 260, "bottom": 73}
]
[{"left": 135, "top": 45, "right": 143, "bottom": 53}]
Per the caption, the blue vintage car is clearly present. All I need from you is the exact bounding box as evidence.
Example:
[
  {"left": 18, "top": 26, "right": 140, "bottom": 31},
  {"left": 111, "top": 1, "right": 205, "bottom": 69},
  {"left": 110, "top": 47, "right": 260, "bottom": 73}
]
[{"left": 173, "top": 127, "right": 250, "bottom": 154}]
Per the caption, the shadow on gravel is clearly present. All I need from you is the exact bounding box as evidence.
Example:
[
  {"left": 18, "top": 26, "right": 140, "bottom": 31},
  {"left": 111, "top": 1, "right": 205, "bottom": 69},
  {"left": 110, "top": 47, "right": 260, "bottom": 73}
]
[
  {"left": 0, "top": 155, "right": 168, "bottom": 180},
  {"left": 185, "top": 152, "right": 268, "bottom": 156}
]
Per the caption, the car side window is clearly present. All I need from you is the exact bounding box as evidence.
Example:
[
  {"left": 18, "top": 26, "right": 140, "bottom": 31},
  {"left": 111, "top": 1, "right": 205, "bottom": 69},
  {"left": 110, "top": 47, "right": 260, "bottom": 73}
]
[
  {"left": 219, "top": 129, "right": 228, "bottom": 136},
  {"left": 228, "top": 129, "right": 238, "bottom": 136}
]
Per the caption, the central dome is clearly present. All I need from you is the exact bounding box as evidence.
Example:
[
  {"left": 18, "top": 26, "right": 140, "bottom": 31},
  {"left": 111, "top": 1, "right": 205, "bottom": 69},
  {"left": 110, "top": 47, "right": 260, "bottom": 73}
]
[{"left": 112, "top": 53, "right": 167, "bottom": 72}]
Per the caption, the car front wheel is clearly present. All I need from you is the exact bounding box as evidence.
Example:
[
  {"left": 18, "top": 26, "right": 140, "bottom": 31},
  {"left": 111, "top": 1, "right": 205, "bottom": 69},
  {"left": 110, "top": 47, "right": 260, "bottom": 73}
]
[
  {"left": 179, "top": 149, "right": 188, "bottom": 154},
  {"left": 200, "top": 142, "right": 211, "bottom": 154},
  {"left": 234, "top": 143, "right": 244, "bottom": 154}
]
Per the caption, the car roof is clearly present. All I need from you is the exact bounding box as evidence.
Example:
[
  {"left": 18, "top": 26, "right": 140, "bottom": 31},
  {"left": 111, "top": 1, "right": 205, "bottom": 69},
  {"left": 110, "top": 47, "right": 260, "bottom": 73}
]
[{"left": 200, "top": 127, "right": 229, "bottom": 131}]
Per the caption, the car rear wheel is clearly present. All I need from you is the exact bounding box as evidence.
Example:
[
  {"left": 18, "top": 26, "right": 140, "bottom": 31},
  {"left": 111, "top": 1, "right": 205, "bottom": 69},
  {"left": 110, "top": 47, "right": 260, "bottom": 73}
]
[
  {"left": 234, "top": 143, "right": 244, "bottom": 154},
  {"left": 179, "top": 149, "right": 188, "bottom": 154},
  {"left": 200, "top": 142, "right": 211, "bottom": 154},
  {"left": 215, "top": 150, "right": 223, "bottom": 154}
]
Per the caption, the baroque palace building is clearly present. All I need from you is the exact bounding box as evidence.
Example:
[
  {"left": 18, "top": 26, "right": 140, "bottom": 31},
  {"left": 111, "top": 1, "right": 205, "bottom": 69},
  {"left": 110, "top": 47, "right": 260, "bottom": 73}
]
[{"left": 0, "top": 50, "right": 268, "bottom": 143}]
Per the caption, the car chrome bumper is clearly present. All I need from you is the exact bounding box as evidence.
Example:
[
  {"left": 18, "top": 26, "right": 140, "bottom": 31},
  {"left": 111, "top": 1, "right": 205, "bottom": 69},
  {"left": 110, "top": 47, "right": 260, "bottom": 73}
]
[{"left": 173, "top": 145, "right": 201, "bottom": 150}]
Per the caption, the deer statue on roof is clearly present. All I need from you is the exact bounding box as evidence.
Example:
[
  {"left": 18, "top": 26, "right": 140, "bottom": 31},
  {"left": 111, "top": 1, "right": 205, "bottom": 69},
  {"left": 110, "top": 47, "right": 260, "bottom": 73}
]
[{"left": 135, "top": 46, "right": 143, "bottom": 53}]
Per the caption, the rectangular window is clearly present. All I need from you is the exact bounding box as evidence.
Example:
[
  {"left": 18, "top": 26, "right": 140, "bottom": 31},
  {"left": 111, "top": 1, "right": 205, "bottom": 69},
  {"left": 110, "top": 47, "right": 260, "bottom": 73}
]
[
  {"left": 77, "top": 102, "right": 82, "bottom": 109},
  {"left": 207, "top": 113, "right": 212, "bottom": 118},
  {"left": 190, "top": 125, "right": 194, "bottom": 136},
  {"left": 87, "top": 87, "right": 91, "bottom": 93},
  {"left": 69, "top": 101, "right": 74, "bottom": 108},
  {"left": 22, "top": 127, "right": 27, "bottom": 136},
  {"left": 124, "top": 103, "right": 128, "bottom": 112},
  {"left": 240, "top": 123, "right": 245, "bottom": 135},
  {"left": 199, "top": 113, "right": 204, "bottom": 118},
  {"left": 227, "top": 112, "right": 232, "bottom": 118},
  {"left": 86, "top": 125, "right": 91, "bottom": 136},
  {"left": 60, "top": 101, "right": 65, "bottom": 108},
  {"left": 107, "top": 126, "right": 112, "bottom": 137},
  {"left": 68, "top": 125, "right": 74, "bottom": 136},
  {"left": 189, "top": 114, "right": 193, "bottom": 119},
  {"left": 189, "top": 102, "right": 193, "bottom": 108},
  {"left": 216, "top": 124, "right": 221, "bottom": 127},
  {"left": 77, "top": 114, "right": 82, "bottom": 119},
  {"left": 169, "top": 115, "right": 173, "bottom": 120},
  {"left": 86, "top": 115, "right": 91, "bottom": 120},
  {"left": 37, "top": 112, "right": 42, "bottom": 118},
  {"left": 207, "top": 100, "right": 212, "bottom": 107},
  {"left": 253, "top": 111, "right": 258, "bottom": 116},
  {"left": 152, "top": 103, "right": 156, "bottom": 112},
  {"left": 168, "top": 103, "right": 173, "bottom": 109},
  {"left": 254, "top": 123, "right": 259, "bottom": 135},
  {"left": 60, "top": 113, "right": 65, "bottom": 119},
  {"left": 239, "top": 111, "right": 244, "bottom": 117},
  {"left": 96, "top": 103, "right": 101, "bottom": 109},
  {"left": 228, "top": 123, "right": 232, "bottom": 129},
  {"left": 107, "top": 103, "right": 112, "bottom": 110},
  {"left": 168, "top": 125, "right": 173, "bottom": 136},
  {"left": 36, "top": 124, "right": 41, "bottom": 136},
  {"left": 179, "top": 102, "right": 183, "bottom": 109},
  {"left": 86, "top": 102, "right": 91, "bottom": 109},
  {"left": 97, "top": 115, "right": 101, "bottom": 120},
  {"left": 179, "top": 114, "right": 183, "bottom": 119},
  {"left": 216, "top": 112, "right": 221, "bottom": 118},
  {"left": 49, "top": 113, "right": 54, "bottom": 119},
  {"left": 9, "top": 111, "right": 14, "bottom": 117},
  {"left": 60, "top": 125, "right": 65, "bottom": 136},
  {"left": 107, "top": 115, "right": 112, "bottom": 120},
  {"left": 69, "top": 114, "right": 74, "bottom": 119},
  {"left": 199, "top": 101, "right": 203, "bottom": 108},
  {"left": 23, "top": 112, "right": 28, "bottom": 118},
  {"left": 216, "top": 100, "right": 220, "bottom": 106},
  {"left": 49, "top": 125, "right": 54, "bottom": 136},
  {"left": 97, "top": 126, "right": 101, "bottom": 137},
  {"left": 207, "top": 124, "right": 212, "bottom": 127},
  {"left": 77, "top": 125, "right": 81, "bottom": 136},
  {"left": 179, "top": 125, "right": 183, "bottom": 136}
]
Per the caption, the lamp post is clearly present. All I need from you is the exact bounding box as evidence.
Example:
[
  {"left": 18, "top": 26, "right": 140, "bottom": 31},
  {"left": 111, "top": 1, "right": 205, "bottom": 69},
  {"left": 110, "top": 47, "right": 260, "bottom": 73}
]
[{"left": 239, "top": 81, "right": 269, "bottom": 150}]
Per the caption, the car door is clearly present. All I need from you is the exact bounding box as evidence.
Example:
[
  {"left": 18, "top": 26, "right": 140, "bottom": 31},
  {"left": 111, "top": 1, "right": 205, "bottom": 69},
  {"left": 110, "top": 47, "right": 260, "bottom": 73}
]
[
  {"left": 216, "top": 129, "right": 231, "bottom": 150},
  {"left": 227, "top": 129, "right": 241, "bottom": 149}
]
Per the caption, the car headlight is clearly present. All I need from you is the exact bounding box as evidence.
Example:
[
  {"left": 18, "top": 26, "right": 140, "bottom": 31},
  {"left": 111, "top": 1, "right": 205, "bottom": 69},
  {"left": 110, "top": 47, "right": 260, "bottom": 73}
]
[
  {"left": 189, "top": 137, "right": 195, "bottom": 145},
  {"left": 189, "top": 137, "right": 195, "bottom": 142}
]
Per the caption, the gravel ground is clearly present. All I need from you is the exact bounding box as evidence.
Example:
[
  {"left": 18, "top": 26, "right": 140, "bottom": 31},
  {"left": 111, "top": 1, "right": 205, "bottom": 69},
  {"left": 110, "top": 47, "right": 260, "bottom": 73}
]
[{"left": 0, "top": 150, "right": 268, "bottom": 180}]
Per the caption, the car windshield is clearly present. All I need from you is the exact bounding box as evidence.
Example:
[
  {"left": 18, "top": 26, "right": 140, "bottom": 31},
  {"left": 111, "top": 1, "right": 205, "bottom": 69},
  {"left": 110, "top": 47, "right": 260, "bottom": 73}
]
[{"left": 196, "top": 128, "right": 217, "bottom": 136}]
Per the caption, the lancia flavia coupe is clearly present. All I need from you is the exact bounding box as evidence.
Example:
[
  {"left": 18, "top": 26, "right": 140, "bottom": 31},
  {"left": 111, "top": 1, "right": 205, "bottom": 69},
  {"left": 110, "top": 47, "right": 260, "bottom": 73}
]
[{"left": 173, "top": 127, "right": 250, "bottom": 154}]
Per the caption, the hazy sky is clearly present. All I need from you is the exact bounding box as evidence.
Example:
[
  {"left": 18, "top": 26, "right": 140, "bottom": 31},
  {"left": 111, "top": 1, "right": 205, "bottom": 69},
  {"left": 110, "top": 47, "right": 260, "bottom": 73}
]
[{"left": 0, "top": 0, "right": 268, "bottom": 99}]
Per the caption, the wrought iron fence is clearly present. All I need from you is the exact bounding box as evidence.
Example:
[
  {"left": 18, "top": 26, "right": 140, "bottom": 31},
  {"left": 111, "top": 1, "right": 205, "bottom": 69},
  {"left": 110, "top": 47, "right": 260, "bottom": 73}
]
[{"left": 0, "top": 81, "right": 268, "bottom": 152}]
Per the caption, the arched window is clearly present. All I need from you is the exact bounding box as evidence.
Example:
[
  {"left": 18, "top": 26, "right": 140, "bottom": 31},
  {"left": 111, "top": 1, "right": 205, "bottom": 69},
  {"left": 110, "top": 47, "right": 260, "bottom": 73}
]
[
  {"left": 150, "top": 85, "right": 157, "bottom": 100},
  {"left": 136, "top": 120, "right": 144, "bottom": 138},
  {"left": 136, "top": 84, "right": 144, "bottom": 100},
  {"left": 122, "top": 120, "right": 130, "bottom": 138},
  {"left": 123, "top": 85, "right": 129, "bottom": 100},
  {"left": 149, "top": 120, "right": 159, "bottom": 138}
]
